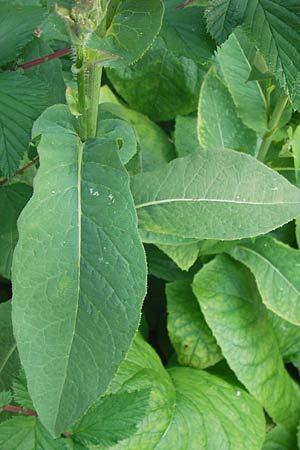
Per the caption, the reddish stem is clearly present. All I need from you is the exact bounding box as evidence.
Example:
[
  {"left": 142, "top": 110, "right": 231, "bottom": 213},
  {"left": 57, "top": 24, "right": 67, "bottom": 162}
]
[
  {"left": 176, "top": 0, "right": 196, "bottom": 8},
  {"left": 3, "top": 405, "right": 37, "bottom": 416},
  {"left": 14, "top": 47, "right": 72, "bottom": 71},
  {"left": 0, "top": 156, "right": 39, "bottom": 186}
]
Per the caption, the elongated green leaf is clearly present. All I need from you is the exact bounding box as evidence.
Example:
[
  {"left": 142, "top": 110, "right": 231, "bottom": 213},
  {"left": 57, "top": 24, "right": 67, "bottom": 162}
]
[
  {"left": 198, "top": 67, "right": 256, "bottom": 153},
  {"left": 131, "top": 150, "right": 300, "bottom": 242},
  {"left": 0, "top": 4, "right": 45, "bottom": 66},
  {"left": 157, "top": 242, "right": 200, "bottom": 271},
  {"left": 0, "top": 416, "right": 65, "bottom": 450},
  {"left": 107, "top": 0, "right": 215, "bottom": 121},
  {"left": 263, "top": 426, "right": 297, "bottom": 450},
  {"left": 268, "top": 311, "right": 300, "bottom": 363},
  {"left": 174, "top": 114, "right": 202, "bottom": 157},
  {"left": 193, "top": 255, "right": 300, "bottom": 429},
  {"left": 166, "top": 281, "right": 222, "bottom": 368},
  {"left": 71, "top": 389, "right": 151, "bottom": 447},
  {"left": 89, "top": 0, "right": 164, "bottom": 68},
  {"left": 0, "top": 72, "right": 48, "bottom": 177},
  {"left": 216, "top": 31, "right": 267, "bottom": 135},
  {"left": 0, "top": 184, "right": 32, "bottom": 279},
  {"left": 12, "top": 105, "right": 147, "bottom": 435},
  {"left": 0, "top": 302, "right": 20, "bottom": 392},
  {"left": 230, "top": 236, "right": 300, "bottom": 325}
]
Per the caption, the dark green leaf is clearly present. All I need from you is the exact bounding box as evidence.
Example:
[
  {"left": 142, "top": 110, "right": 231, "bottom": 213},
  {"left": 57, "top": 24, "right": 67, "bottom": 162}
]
[{"left": 0, "top": 302, "right": 20, "bottom": 392}]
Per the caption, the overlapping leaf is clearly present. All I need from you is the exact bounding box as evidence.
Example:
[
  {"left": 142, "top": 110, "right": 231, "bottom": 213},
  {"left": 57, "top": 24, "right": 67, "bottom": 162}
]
[{"left": 11, "top": 105, "right": 147, "bottom": 435}]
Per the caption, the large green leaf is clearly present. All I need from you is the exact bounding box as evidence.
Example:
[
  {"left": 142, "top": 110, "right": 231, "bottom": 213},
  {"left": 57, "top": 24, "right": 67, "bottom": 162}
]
[
  {"left": 0, "top": 72, "right": 48, "bottom": 177},
  {"left": 0, "top": 302, "right": 20, "bottom": 392},
  {"left": 198, "top": 67, "right": 256, "bottom": 153},
  {"left": 193, "top": 255, "right": 300, "bottom": 429},
  {"left": 216, "top": 31, "right": 268, "bottom": 135},
  {"left": 89, "top": 0, "right": 164, "bottom": 68},
  {"left": 0, "top": 4, "right": 45, "bottom": 66},
  {"left": 166, "top": 281, "right": 222, "bottom": 368},
  {"left": 0, "top": 416, "right": 65, "bottom": 450},
  {"left": 0, "top": 184, "right": 32, "bottom": 279},
  {"left": 11, "top": 105, "right": 147, "bottom": 435},
  {"left": 131, "top": 150, "right": 300, "bottom": 243},
  {"left": 107, "top": 0, "right": 215, "bottom": 121},
  {"left": 230, "top": 236, "right": 300, "bottom": 325}
]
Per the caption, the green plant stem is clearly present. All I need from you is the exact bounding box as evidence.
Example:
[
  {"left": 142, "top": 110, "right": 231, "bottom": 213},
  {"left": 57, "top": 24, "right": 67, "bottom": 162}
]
[
  {"left": 257, "top": 93, "right": 288, "bottom": 162},
  {"left": 77, "top": 48, "right": 87, "bottom": 141},
  {"left": 87, "top": 64, "right": 103, "bottom": 138}
]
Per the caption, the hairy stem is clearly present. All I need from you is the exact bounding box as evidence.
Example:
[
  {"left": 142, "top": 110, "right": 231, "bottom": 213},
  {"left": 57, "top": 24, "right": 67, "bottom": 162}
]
[
  {"left": 257, "top": 93, "right": 288, "bottom": 162},
  {"left": 77, "top": 48, "right": 87, "bottom": 141},
  {"left": 2, "top": 405, "right": 37, "bottom": 416},
  {"left": 87, "top": 64, "right": 103, "bottom": 138},
  {"left": 0, "top": 156, "right": 39, "bottom": 186}
]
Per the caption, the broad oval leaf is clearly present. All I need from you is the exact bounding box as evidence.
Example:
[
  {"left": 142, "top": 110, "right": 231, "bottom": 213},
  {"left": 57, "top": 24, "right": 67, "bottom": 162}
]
[
  {"left": 229, "top": 236, "right": 300, "bottom": 325},
  {"left": 193, "top": 255, "right": 300, "bottom": 429},
  {"left": 131, "top": 150, "right": 300, "bottom": 242},
  {"left": 11, "top": 105, "right": 147, "bottom": 435},
  {"left": 89, "top": 0, "right": 164, "bottom": 68}
]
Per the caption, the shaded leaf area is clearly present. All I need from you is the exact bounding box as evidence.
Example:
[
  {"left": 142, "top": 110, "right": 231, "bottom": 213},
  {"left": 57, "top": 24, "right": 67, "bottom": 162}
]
[
  {"left": 263, "top": 425, "right": 297, "bottom": 450},
  {"left": 174, "top": 114, "right": 202, "bottom": 158},
  {"left": 206, "top": 0, "right": 300, "bottom": 109},
  {"left": 0, "top": 302, "right": 20, "bottom": 392},
  {"left": 107, "top": 0, "right": 215, "bottom": 121},
  {"left": 198, "top": 67, "right": 257, "bottom": 154},
  {"left": 11, "top": 105, "right": 147, "bottom": 435},
  {"left": 0, "top": 72, "right": 48, "bottom": 177},
  {"left": 0, "top": 184, "right": 32, "bottom": 279},
  {"left": 157, "top": 242, "right": 200, "bottom": 271},
  {"left": 131, "top": 150, "right": 300, "bottom": 243},
  {"left": 193, "top": 255, "right": 300, "bottom": 429}
]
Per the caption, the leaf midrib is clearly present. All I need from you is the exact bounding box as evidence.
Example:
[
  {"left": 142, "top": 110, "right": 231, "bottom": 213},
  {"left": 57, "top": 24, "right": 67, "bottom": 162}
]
[{"left": 135, "top": 198, "right": 300, "bottom": 209}]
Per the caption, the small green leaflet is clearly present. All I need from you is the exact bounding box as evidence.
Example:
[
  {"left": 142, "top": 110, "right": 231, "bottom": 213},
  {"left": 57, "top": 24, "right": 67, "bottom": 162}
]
[
  {"left": 0, "top": 183, "right": 32, "bottom": 279},
  {"left": 198, "top": 67, "right": 257, "bottom": 153},
  {"left": 88, "top": 0, "right": 164, "bottom": 68},
  {"left": 193, "top": 255, "right": 300, "bottom": 429},
  {"left": 0, "top": 302, "right": 20, "bottom": 392},
  {"left": 131, "top": 150, "right": 300, "bottom": 242},
  {"left": 166, "top": 281, "right": 222, "bottom": 368},
  {"left": 157, "top": 242, "right": 200, "bottom": 271},
  {"left": 229, "top": 236, "right": 300, "bottom": 325},
  {"left": 0, "top": 72, "right": 48, "bottom": 177},
  {"left": 11, "top": 105, "right": 147, "bottom": 436}
]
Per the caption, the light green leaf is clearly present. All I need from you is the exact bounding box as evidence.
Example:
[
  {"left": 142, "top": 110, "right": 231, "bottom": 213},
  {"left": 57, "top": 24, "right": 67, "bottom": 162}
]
[
  {"left": 198, "top": 67, "right": 256, "bottom": 154},
  {"left": 12, "top": 105, "right": 147, "bottom": 435},
  {"left": 229, "top": 236, "right": 300, "bottom": 325},
  {"left": 131, "top": 150, "right": 300, "bottom": 242},
  {"left": 166, "top": 281, "right": 222, "bottom": 368},
  {"left": 71, "top": 389, "right": 151, "bottom": 447},
  {"left": 0, "top": 302, "right": 20, "bottom": 392},
  {"left": 174, "top": 114, "right": 202, "bottom": 158},
  {"left": 99, "top": 103, "right": 175, "bottom": 172},
  {"left": 97, "top": 118, "right": 137, "bottom": 164},
  {"left": 107, "top": 0, "right": 215, "bottom": 121},
  {"left": 0, "top": 4, "right": 45, "bottom": 66},
  {"left": 263, "top": 425, "right": 297, "bottom": 450},
  {"left": 13, "top": 369, "right": 34, "bottom": 410},
  {"left": 193, "top": 255, "right": 300, "bottom": 429},
  {"left": 0, "top": 184, "right": 32, "bottom": 279},
  {"left": 0, "top": 416, "right": 65, "bottom": 450},
  {"left": 89, "top": 0, "right": 164, "bottom": 68},
  {"left": 216, "top": 31, "right": 267, "bottom": 135},
  {"left": 0, "top": 72, "right": 48, "bottom": 177},
  {"left": 157, "top": 242, "right": 200, "bottom": 271},
  {"left": 0, "top": 391, "right": 12, "bottom": 408}
]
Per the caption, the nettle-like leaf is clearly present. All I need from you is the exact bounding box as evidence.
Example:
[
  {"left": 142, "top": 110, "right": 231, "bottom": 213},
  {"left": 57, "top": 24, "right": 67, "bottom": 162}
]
[
  {"left": 0, "top": 72, "right": 48, "bottom": 177},
  {"left": 198, "top": 67, "right": 257, "bottom": 154},
  {"left": 166, "top": 280, "right": 222, "bottom": 369},
  {"left": 107, "top": 0, "right": 215, "bottom": 121},
  {"left": 0, "top": 416, "right": 65, "bottom": 450},
  {"left": 193, "top": 255, "right": 300, "bottom": 429},
  {"left": 0, "top": 3, "right": 45, "bottom": 66},
  {"left": 0, "top": 184, "right": 32, "bottom": 279},
  {"left": 131, "top": 150, "right": 300, "bottom": 243},
  {"left": 206, "top": 0, "right": 300, "bottom": 110},
  {"left": 263, "top": 425, "right": 297, "bottom": 450},
  {"left": 71, "top": 389, "right": 151, "bottom": 447},
  {"left": 229, "top": 236, "right": 300, "bottom": 325},
  {"left": 88, "top": 0, "right": 164, "bottom": 68},
  {"left": 0, "top": 302, "right": 20, "bottom": 392},
  {"left": 0, "top": 391, "right": 12, "bottom": 408},
  {"left": 216, "top": 30, "right": 268, "bottom": 135},
  {"left": 11, "top": 105, "right": 147, "bottom": 435},
  {"left": 12, "top": 369, "right": 34, "bottom": 410}
]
